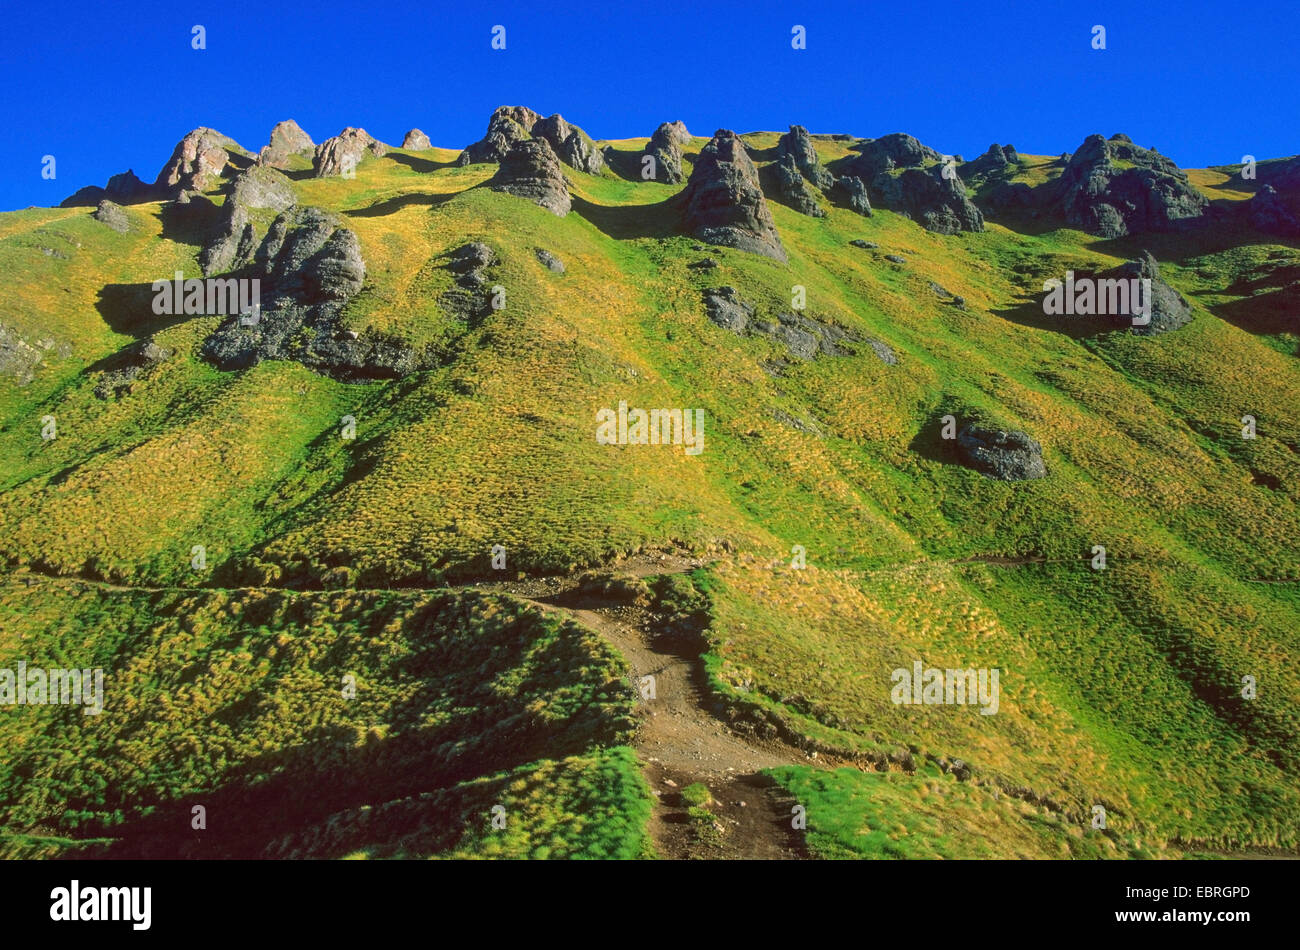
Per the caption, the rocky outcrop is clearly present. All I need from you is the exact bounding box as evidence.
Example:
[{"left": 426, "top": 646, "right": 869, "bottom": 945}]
[
  {"left": 873, "top": 166, "right": 984, "bottom": 234},
  {"left": 92, "top": 200, "right": 130, "bottom": 233},
  {"left": 532, "top": 114, "right": 605, "bottom": 175},
  {"left": 487, "top": 138, "right": 571, "bottom": 216},
  {"left": 637, "top": 121, "right": 690, "bottom": 183},
  {"left": 1042, "top": 250, "right": 1192, "bottom": 336},
  {"left": 1047, "top": 133, "right": 1207, "bottom": 237},
  {"left": 840, "top": 133, "right": 942, "bottom": 179},
  {"left": 1250, "top": 183, "right": 1300, "bottom": 237},
  {"left": 199, "top": 205, "right": 416, "bottom": 380},
  {"left": 260, "top": 120, "right": 314, "bottom": 168},
  {"left": 777, "top": 125, "right": 834, "bottom": 191},
  {"left": 832, "top": 175, "right": 872, "bottom": 215},
  {"left": 834, "top": 132, "right": 980, "bottom": 232},
  {"left": 94, "top": 337, "right": 173, "bottom": 399},
  {"left": 963, "top": 143, "right": 1019, "bottom": 178},
  {"left": 438, "top": 242, "right": 501, "bottom": 323},
  {"left": 702, "top": 287, "right": 860, "bottom": 359},
  {"left": 1101, "top": 251, "right": 1192, "bottom": 335},
  {"left": 766, "top": 153, "right": 826, "bottom": 217},
  {"left": 956, "top": 425, "right": 1047, "bottom": 480},
  {"left": 312, "top": 128, "right": 387, "bottom": 178},
  {"left": 198, "top": 166, "right": 296, "bottom": 277},
  {"left": 535, "top": 248, "right": 565, "bottom": 273},
  {"left": 156, "top": 128, "right": 239, "bottom": 194},
  {"left": 61, "top": 169, "right": 155, "bottom": 207},
  {"left": 681, "top": 130, "right": 787, "bottom": 262},
  {"left": 458, "top": 106, "right": 543, "bottom": 165},
  {"left": 402, "top": 129, "right": 432, "bottom": 150},
  {"left": 231, "top": 165, "right": 296, "bottom": 211},
  {"left": 460, "top": 107, "right": 604, "bottom": 174}
]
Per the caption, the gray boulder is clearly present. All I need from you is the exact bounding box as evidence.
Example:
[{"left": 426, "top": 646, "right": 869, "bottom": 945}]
[
  {"left": 872, "top": 166, "right": 984, "bottom": 233},
  {"left": 681, "top": 130, "right": 787, "bottom": 262},
  {"left": 640, "top": 121, "right": 690, "bottom": 183},
  {"left": 458, "top": 106, "right": 543, "bottom": 165},
  {"left": 230, "top": 165, "right": 296, "bottom": 211},
  {"left": 488, "top": 137, "right": 571, "bottom": 216},
  {"left": 1048, "top": 133, "right": 1208, "bottom": 237},
  {"left": 93, "top": 200, "right": 130, "bottom": 233},
  {"left": 956, "top": 426, "right": 1047, "bottom": 480},
  {"left": 1100, "top": 251, "right": 1192, "bottom": 335},
  {"left": 766, "top": 153, "right": 826, "bottom": 217},
  {"left": 533, "top": 114, "right": 605, "bottom": 175},
  {"left": 535, "top": 248, "right": 565, "bottom": 273},
  {"left": 832, "top": 175, "right": 872, "bottom": 215},
  {"left": 777, "top": 125, "right": 835, "bottom": 191}
]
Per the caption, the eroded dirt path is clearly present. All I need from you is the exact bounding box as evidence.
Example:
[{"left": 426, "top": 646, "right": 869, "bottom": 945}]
[{"left": 468, "top": 553, "right": 816, "bottom": 859}]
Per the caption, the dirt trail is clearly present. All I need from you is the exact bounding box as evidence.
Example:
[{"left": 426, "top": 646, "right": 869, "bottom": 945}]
[{"left": 468, "top": 553, "right": 817, "bottom": 859}]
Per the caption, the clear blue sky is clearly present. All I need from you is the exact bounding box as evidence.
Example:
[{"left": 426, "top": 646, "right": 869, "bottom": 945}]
[{"left": 2, "top": 0, "right": 1297, "bottom": 211}]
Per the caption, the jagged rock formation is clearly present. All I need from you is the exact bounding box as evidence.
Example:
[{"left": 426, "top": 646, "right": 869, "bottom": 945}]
[
  {"left": 835, "top": 132, "right": 980, "bottom": 232},
  {"left": 313, "top": 128, "right": 386, "bottom": 178},
  {"left": 956, "top": 425, "right": 1047, "bottom": 480},
  {"left": 487, "top": 138, "right": 572, "bottom": 216},
  {"left": 402, "top": 129, "right": 432, "bottom": 150},
  {"left": 681, "top": 130, "right": 787, "bottom": 262},
  {"left": 831, "top": 175, "right": 872, "bottom": 215},
  {"left": 199, "top": 205, "right": 416, "bottom": 380},
  {"left": 964, "top": 143, "right": 1020, "bottom": 178},
  {"left": 766, "top": 153, "right": 826, "bottom": 217},
  {"left": 92, "top": 200, "right": 130, "bottom": 233},
  {"left": 767, "top": 125, "right": 870, "bottom": 218},
  {"left": 873, "top": 166, "right": 984, "bottom": 234},
  {"left": 458, "top": 106, "right": 543, "bottom": 165},
  {"left": 259, "top": 120, "right": 314, "bottom": 168},
  {"left": 635, "top": 120, "right": 691, "bottom": 183},
  {"left": 777, "top": 125, "right": 835, "bottom": 191},
  {"left": 61, "top": 169, "right": 155, "bottom": 207},
  {"left": 532, "top": 114, "right": 605, "bottom": 175},
  {"left": 458, "top": 107, "right": 603, "bottom": 174},
  {"left": 156, "top": 128, "right": 239, "bottom": 194},
  {"left": 199, "top": 166, "right": 296, "bottom": 276},
  {"left": 1046, "top": 133, "right": 1207, "bottom": 237},
  {"left": 841, "top": 133, "right": 943, "bottom": 179}
]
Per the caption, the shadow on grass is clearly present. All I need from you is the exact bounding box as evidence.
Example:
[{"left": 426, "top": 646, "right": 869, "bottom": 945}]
[
  {"left": 570, "top": 193, "right": 680, "bottom": 241},
  {"left": 346, "top": 191, "right": 458, "bottom": 218},
  {"left": 387, "top": 152, "right": 460, "bottom": 175}
]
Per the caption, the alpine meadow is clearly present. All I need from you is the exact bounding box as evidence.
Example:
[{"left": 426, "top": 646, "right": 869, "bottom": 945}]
[{"left": 1, "top": 12, "right": 1298, "bottom": 868}]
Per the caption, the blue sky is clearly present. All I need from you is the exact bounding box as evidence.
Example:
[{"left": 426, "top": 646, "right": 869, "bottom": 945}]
[{"left": 2, "top": 0, "right": 1297, "bottom": 211}]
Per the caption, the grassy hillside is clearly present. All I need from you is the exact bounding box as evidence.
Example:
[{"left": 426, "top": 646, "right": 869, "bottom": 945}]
[{"left": 0, "top": 127, "right": 1296, "bottom": 858}]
